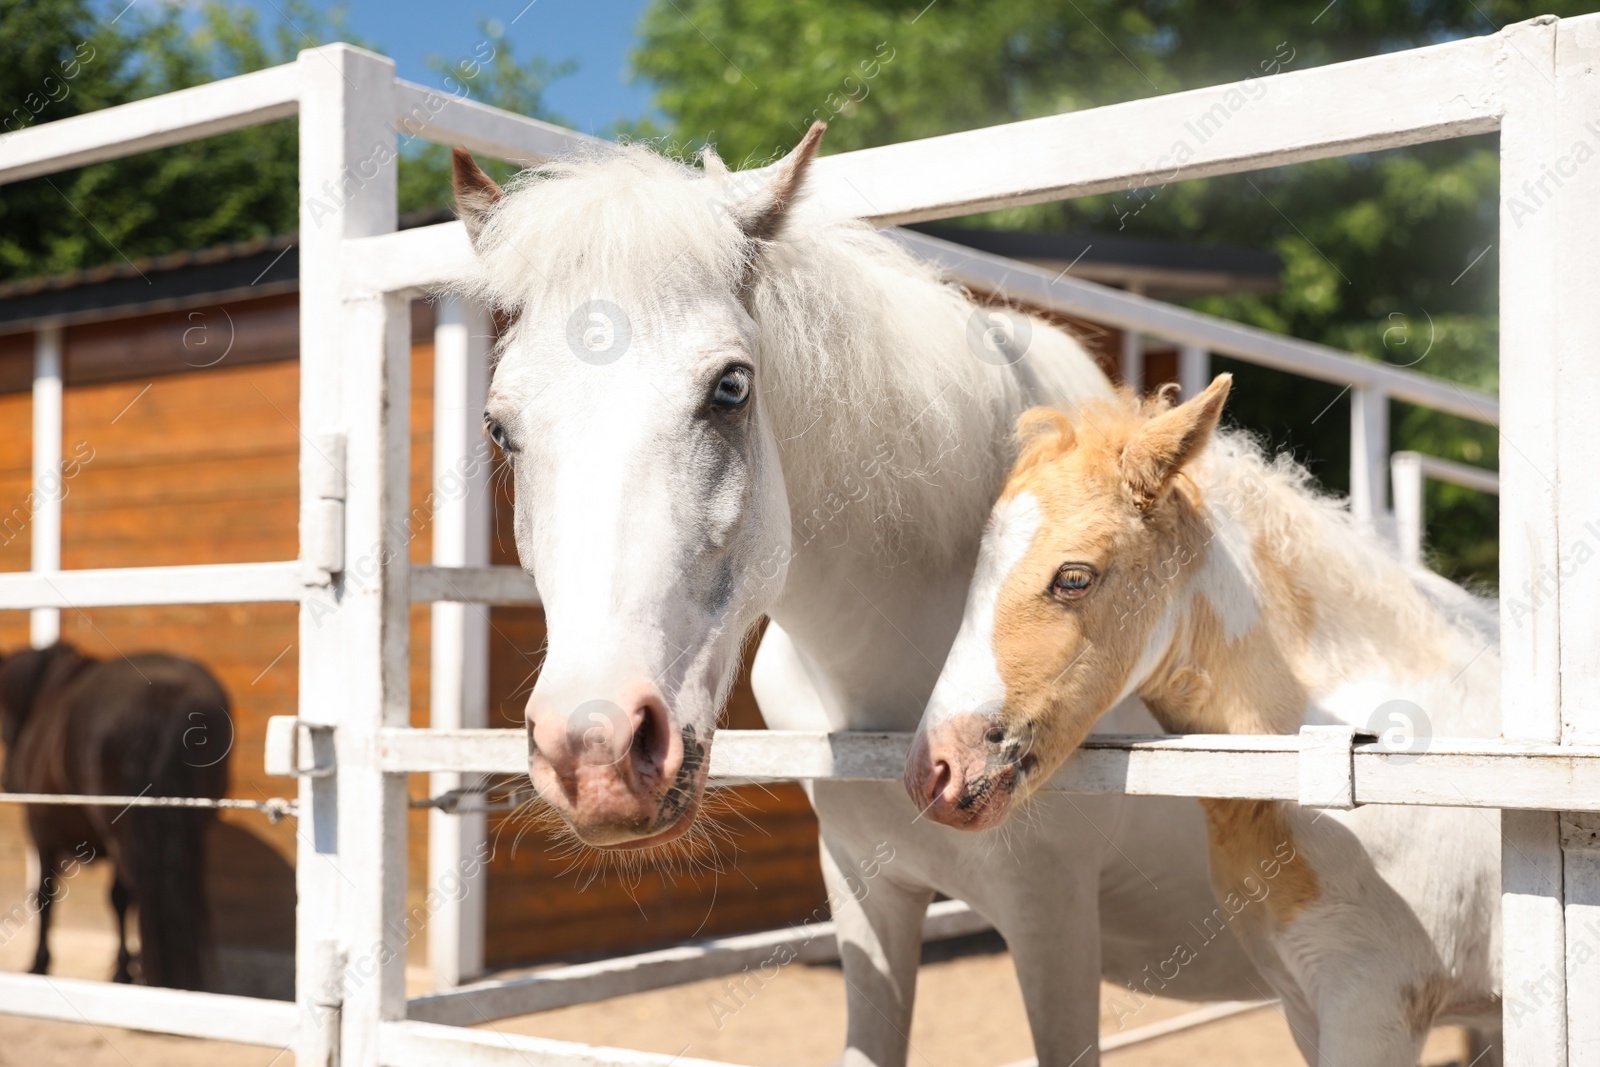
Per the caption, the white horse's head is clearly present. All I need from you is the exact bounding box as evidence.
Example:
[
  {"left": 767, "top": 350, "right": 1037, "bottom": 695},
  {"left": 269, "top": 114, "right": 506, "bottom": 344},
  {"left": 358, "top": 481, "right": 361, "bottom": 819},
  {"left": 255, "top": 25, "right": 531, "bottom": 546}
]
[{"left": 454, "top": 127, "right": 825, "bottom": 848}]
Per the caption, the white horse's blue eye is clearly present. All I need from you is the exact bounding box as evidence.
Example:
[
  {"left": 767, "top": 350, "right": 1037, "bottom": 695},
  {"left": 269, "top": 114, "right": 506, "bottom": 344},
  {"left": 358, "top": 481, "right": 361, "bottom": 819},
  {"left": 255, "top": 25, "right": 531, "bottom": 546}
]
[
  {"left": 712, "top": 366, "right": 752, "bottom": 410},
  {"left": 485, "top": 416, "right": 513, "bottom": 452}
]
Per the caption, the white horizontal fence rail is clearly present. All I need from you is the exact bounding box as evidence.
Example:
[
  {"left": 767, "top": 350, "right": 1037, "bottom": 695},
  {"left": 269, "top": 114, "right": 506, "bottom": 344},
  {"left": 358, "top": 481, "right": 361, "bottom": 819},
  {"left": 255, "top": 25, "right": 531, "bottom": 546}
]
[
  {"left": 3, "top": 15, "right": 1593, "bottom": 1067},
  {"left": 1391, "top": 450, "right": 1501, "bottom": 568},
  {"left": 367, "top": 727, "right": 1600, "bottom": 813},
  {"left": 0, "top": 972, "right": 297, "bottom": 1046},
  {"left": 802, "top": 31, "right": 1506, "bottom": 225},
  {"left": 891, "top": 229, "right": 1499, "bottom": 424},
  {"left": 0, "top": 64, "right": 300, "bottom": 185},
  {"left": 0, "top": 560, "right": 304, "bottom": 608},
  {"left": 408, "top": 899, "right": 989, "bottom": 1027}
]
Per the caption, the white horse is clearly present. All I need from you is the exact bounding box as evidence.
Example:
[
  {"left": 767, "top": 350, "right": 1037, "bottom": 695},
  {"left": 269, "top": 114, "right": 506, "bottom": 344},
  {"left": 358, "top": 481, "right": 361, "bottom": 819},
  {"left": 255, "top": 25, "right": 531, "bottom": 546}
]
[
  {"left": 453, "top": 126, "right": 1261, "bottom": 1066},
  {"left": 908, "top": 376, "right": 1502, "bottom": 1065}
]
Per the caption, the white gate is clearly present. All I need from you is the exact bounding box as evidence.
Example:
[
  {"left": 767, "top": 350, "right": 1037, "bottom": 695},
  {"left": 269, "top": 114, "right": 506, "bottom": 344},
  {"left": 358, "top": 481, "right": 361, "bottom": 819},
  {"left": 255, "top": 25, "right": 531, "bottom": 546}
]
[{"left": 0, "top": 15, "right": 1597, "bottom": 1065}]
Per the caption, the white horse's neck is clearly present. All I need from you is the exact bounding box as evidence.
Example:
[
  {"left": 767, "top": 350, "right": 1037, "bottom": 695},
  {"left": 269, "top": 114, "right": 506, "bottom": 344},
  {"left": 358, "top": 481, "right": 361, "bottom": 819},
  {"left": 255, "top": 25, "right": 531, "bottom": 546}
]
[{"left": 752, "top": 219, "right": 1114, "bottom": 730}]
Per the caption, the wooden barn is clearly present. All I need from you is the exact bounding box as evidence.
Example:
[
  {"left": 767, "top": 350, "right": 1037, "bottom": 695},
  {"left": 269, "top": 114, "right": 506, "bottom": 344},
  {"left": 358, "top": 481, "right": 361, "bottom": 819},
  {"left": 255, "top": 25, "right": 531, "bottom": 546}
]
[{"left": 0, "top": 214, "right": 1277, "bottom": 994}]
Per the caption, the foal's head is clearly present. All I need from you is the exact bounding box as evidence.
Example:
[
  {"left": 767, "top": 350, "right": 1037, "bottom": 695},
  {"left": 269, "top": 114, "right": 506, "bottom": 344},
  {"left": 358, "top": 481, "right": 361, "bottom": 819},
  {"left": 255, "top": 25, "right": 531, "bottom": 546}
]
[
  {"left": 906, "top": 376, "right": 1232, "bottom": 830},
  {"left": 454, "top": 127, "right": 826, "bottom": 849}
]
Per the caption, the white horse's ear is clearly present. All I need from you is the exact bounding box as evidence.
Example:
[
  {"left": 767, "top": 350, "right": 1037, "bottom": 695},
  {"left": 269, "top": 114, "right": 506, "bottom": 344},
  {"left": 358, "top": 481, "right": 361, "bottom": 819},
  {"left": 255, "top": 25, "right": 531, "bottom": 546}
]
[
  {"left": 1123, "top": 374, "right": 1232, "bottom": 510},
  {"left": 701, "top": 145, "right": 731, "bottom": 188},
  {"left": 452, "top": 147, "right": 504, "bottom": 249},
  {"left": 728, "top": 121, "right": 826, "bottom": 244}
]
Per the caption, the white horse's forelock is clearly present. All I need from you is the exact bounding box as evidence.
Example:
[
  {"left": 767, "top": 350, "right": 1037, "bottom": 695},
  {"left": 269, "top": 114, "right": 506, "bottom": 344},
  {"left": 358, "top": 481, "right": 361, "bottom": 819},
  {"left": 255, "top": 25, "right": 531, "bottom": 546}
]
[{"left": 460, "top": 140, "right": 1113, "bottom": 565}]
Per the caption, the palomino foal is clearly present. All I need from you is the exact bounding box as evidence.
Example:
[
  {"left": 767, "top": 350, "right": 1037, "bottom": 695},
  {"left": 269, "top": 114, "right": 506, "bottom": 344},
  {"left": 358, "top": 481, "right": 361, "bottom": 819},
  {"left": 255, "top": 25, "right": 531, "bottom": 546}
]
[{"left": 908, "top": 376, "right": 1502, "bottom": 1066}]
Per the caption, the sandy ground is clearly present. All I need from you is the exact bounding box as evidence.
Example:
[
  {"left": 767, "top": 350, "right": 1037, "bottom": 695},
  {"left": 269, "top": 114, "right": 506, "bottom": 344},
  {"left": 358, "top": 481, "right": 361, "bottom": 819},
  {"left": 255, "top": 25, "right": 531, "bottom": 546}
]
[{"left": 0, "top": 881, "right": 1477, "bottom": 1067}]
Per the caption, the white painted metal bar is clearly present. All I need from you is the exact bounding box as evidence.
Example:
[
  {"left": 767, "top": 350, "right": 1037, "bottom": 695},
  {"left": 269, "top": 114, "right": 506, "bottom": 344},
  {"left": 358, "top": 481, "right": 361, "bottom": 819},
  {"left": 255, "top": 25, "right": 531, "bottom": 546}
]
[
  {"left": 1177, "top": 343, "right": 1209, "bottom": 400},
  {"left": 1390, "top": 450, "right": 1500, "bottom": 568},
  {"left": 340, "top": 220, "right": 474, "bottom": 298},
  {"left": 0, "top": 63, "right": 300, "bottom": 185},
  {"left": 0, "top": 560, "right": 303, "bottom": 609},
  {"left": 1552, "top": 16, "right": 1600, "bottom": 1064},
  {"left": 1498, "top": 16, "right": 1569, "bottom": 1066},
  {"left": 336, "top": 289, "right": 413, "bottom": 1056},
  {"left": 408, "top": 899, "right": 988, "bottom": 1027},
  {"left": 428, "top": 296, "right": 492, "bottom": 991},
  {"left": 0, "top": 971, "right": 298, "bottom": 1046},
  {"left": 380, "top": 1021, "right": 750, "bottom": 1067},
  {"left": 892, "top": 229, "right": 1499, "bottom": 425},
  {"left": 295, "top": 41, "right": 405, "bottom": 1067},
  {"left": 802, "top": 32, "right": 1505, "bottom": 225},
  {"left": 394, "top": 79, "right": 600, "bottom": 164},
  {"left": 30, "top": 324, "right": 61, "bottom": 646},
  {"left": 373, "top": 728, "right": 1600, "bottom": 812},
  {"left": 1119, "top": 328, "right": 1144, "bottom": 393},
  {"left": 1349, "top": 385, "right": 1389, "bottom": 525},
  {"left": 411, "top": 563, "right": 540, "bottom": 604}
]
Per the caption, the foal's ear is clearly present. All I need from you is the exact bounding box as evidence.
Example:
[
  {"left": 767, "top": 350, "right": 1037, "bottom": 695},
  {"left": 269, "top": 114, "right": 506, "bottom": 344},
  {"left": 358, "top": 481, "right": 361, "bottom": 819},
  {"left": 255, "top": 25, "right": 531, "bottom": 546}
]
[
  {"left": 728, "top": 121, "right": 826, "bottom": 245},
  {"left": 452, "top": 147, "right": 504, "bottom": 248},
  {"left": 1123, "top": 374, "right": 1232, "bottom": 510}
]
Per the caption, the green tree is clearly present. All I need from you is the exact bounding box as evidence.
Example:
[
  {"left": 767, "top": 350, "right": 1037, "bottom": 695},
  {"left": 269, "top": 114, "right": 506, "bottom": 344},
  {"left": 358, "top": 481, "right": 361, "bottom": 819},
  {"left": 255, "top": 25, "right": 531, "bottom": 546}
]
[
  {"left": 0, "top": 1, "right": 570, "bottom": 274},
  {"left": 0, "top": 0, "right": 331, "bottom": 279},
  {"left": 631, "top": 0, "right": 1600, "bottom": 585}
]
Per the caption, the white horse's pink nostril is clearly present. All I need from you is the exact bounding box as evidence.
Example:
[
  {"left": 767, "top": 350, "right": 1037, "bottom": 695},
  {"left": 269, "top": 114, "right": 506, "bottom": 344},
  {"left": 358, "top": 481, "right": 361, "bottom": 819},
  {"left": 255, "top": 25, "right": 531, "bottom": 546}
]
[{"left": 524, "top": 682, "right": 699, "bottom": 848}]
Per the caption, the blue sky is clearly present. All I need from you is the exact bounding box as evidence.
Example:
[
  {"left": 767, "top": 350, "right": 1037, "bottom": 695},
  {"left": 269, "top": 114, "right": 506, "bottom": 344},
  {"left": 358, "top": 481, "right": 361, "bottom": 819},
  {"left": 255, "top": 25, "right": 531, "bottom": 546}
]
[{"left": 239, "top": 0, "right": 658, "bottom": 136}]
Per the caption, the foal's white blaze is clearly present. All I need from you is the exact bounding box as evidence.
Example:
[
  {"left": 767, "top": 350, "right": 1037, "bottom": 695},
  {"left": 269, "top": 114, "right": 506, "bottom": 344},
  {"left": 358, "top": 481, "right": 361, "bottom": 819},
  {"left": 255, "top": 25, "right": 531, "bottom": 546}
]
[{"left": 921, "top": 492, "right": 1042, "bottom": 728}]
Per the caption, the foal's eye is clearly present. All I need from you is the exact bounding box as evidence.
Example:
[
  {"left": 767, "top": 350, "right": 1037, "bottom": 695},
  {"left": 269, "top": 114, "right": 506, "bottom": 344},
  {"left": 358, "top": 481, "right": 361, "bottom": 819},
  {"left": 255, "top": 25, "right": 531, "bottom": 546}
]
[
  {"left": 711, "top": 364, "right": 753, "bottom": 411},
  {"left": 1050, "top": 564, "right": 1095, "bottom": 602},
  {"left": 484, "top": 415, "right": 514, "bottom": 453}
]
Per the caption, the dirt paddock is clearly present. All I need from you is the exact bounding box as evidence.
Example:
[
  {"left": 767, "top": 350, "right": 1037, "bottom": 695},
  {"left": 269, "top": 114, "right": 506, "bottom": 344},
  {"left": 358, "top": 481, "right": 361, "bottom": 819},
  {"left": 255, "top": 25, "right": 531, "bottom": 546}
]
[{"left": 0, "top": 863, "right": 1476, "bottom": 1067}]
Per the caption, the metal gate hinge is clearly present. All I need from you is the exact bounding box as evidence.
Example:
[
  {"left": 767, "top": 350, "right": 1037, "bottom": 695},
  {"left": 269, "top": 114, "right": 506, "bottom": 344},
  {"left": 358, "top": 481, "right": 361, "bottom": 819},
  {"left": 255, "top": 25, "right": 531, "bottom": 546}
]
[{"left": 302, "top": 432, "right": 347, "bottom": 585}]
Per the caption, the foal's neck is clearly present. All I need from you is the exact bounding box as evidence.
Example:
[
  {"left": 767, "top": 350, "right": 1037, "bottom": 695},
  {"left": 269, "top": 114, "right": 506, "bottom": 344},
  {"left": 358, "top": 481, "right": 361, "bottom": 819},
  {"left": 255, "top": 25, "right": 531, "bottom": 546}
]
[{"left": 1135, "top": 488, "right": 1312, "bottom": 737}]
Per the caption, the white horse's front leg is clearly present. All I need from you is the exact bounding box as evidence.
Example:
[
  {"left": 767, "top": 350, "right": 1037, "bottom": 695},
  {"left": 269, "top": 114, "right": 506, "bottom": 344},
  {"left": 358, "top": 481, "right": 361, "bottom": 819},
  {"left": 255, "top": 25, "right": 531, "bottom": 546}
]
[
  {"left": 820, "top": 832, "right": 934, "bottom": 1067},
  {"left": 995, "top": 875, "right": 1104, "bottom": 1067}
]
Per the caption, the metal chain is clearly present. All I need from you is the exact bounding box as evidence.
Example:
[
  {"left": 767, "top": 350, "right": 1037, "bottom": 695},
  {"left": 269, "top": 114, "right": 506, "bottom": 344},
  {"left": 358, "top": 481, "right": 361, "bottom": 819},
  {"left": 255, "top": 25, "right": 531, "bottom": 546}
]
[{"left": 0, "top": 792, "right": 297, "bottom": 823}]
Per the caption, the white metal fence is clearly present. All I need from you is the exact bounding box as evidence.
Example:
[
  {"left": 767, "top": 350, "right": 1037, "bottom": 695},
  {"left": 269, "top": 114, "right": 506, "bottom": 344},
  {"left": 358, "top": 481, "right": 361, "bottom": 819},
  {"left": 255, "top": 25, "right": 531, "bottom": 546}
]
[{"left": 0, "top": 16, "right": 1593, "bottom": 1065}]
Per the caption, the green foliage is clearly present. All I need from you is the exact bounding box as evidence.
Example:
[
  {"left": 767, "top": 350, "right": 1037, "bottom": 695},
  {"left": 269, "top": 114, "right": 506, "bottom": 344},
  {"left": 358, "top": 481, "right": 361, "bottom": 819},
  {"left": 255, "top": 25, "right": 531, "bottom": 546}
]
[
  {"left": 0, "top": 1, "right": 572, "bottom": 274},
  {"left": 397, "top": 20, "right": 575, "bottom": 216},
  {"left": 630, "top": 0, "right": 1597, "bottom": 585},
  {"left": 0, "top": 0, "right": 347, "bottom": 278}
]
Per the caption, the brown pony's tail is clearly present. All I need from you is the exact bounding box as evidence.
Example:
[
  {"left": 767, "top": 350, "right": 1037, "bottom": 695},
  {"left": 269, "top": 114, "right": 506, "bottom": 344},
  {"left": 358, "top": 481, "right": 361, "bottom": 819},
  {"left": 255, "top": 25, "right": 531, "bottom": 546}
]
[{"left": 115, "top": 688, "right": 231, "bottom": 990}]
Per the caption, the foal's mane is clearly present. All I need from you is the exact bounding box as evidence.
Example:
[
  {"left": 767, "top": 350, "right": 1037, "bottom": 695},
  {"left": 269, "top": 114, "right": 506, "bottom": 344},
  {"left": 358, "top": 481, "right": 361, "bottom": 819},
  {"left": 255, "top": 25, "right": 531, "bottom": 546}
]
[{"left": 459, "top": 140, "right": 1111, "bottom": 565}]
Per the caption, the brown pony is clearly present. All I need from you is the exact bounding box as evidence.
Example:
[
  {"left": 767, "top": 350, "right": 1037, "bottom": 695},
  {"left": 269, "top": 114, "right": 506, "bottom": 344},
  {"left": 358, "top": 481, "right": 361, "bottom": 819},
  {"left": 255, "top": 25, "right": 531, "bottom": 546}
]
[{"left": 0, "top": 642, "right": 231, "bottom": 989}]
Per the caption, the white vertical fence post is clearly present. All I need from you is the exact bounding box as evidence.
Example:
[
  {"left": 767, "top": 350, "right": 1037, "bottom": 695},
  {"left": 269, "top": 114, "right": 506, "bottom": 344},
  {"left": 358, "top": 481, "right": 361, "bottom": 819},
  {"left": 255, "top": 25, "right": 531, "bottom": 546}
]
[
  {"left": 295, "top": 43, "right": 402, "bottom": 1067},
  {"left": 1177, "top": 343, "right": 1208, "bottom": 400},
  {"left": 1348, "top": 385, "right": 1388, "bottom": 526},
  {"left": 1552, "top": 16, "right": 1600, "bottom": 1066},
  {"left": 1120, "top": 329, "right": 1144, "bottom": 393},
  {"left": 1498, "top": 16, "right": 1568, "bottom": 1067},
  {"left": 1390, "top": 451, "right": 1424, "bottom": 569},
  {"left": 30, "top": 324, "right": 62, "bottom": 647},
  {"left": 428, "top": 296, "right": 492, "bottom": 990}
]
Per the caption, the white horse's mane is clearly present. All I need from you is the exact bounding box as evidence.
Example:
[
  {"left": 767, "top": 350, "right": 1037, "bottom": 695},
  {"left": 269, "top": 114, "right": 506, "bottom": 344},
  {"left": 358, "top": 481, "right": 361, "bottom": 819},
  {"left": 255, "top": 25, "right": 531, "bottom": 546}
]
[{"left": 460, "top": 141, "right": 1112, "bottom": 565}]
